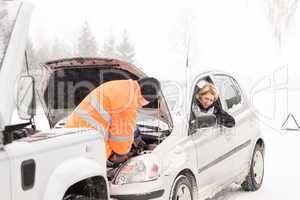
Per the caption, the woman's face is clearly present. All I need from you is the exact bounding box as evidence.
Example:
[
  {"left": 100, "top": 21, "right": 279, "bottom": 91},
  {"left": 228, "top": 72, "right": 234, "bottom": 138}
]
[{"left": 198, "top": 93, "right": 215, "bottom": 109}]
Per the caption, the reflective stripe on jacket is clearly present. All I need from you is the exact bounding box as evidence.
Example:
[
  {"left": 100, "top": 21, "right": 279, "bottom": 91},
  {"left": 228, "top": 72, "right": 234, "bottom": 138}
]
[{"left": 64, "top": 79, "right": 147, "bottom": 159}]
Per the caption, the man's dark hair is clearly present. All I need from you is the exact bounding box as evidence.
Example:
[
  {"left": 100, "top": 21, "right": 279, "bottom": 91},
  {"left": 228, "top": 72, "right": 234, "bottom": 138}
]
[{"left": 138, "top": 77, "right": 161, "bottom": 102}]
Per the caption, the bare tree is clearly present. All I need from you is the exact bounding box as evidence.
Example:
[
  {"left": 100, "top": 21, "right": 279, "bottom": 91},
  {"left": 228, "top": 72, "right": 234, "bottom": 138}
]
[{"left": 265, "top": 0, "right": 299, "bottom": 45}]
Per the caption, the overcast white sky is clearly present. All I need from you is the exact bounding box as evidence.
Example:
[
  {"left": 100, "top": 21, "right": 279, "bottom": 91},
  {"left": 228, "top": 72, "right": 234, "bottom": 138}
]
[{"left": 24, "top": 0, "right": 300, "bottom": 92}]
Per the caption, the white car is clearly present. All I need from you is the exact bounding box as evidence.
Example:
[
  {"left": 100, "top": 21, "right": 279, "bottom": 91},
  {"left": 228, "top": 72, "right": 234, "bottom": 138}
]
[
  {"left": 1, "top": 2, "right": 264, "bottom": 200},
  {"left": 38, "top": 57, "right": 265, "bottom": 200},
  {"left": 0, "top": 2, "right": 109, "bottom": 200}
]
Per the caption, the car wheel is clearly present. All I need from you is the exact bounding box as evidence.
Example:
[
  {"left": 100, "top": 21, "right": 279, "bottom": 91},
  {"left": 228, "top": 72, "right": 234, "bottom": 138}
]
[
  {"left": 63, "top": 195, "right": 98, "bottom": 200},
  {"left": 241, "top": 143, "right": 264, "bottom": 191},
  {"left": 170, "top": 175, "right": 193, "bottom": 200},
  {"left": 63, "top": 195, "right": 85, "bottom": 200},
  {"left": 63, "top": 177, "right": 107, "bottom": 200}
]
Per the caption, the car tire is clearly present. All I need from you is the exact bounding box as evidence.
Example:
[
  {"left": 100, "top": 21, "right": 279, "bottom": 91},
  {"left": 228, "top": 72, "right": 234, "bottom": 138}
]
[
  {"left": 64, "top": 195, "right": 98, "bottom": 200},
  {"left": 241, "top": 143, "right": 265, "bottom": 191},
  {"left": 63, "top": 195, "right": 92, "bottom": 200},
  {"left": 170, "top": 175, "right": 194, "bottom": 200}
]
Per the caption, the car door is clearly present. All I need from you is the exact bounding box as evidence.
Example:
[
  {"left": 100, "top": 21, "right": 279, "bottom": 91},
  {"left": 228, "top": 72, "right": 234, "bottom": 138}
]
[
  {"left": 0, "top": 140, "right": 11, "bottom": 200},
  {"left": 212, "top": 74, "right": 253, "bottom": 177},
  {"left": 189, "top": 75, "right": 233, "bottom": 188}
]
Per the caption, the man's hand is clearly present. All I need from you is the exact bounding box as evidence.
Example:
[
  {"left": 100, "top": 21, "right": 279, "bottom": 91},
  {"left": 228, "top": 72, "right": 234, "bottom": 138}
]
[
  {"left": 133, "top": 127, "right": 146, "bottom": 149},
  {"left": 109, "top": 153, "right": 128, "bottom": 165}
]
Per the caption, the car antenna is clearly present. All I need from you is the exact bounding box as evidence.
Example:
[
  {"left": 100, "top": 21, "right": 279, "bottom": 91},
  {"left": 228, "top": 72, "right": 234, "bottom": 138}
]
[
  {"left": 25, "top": 51, "right": 36, "bottom": 131},
  {"left": 184, "top": 20, "right": 192, "bottom": 124}
]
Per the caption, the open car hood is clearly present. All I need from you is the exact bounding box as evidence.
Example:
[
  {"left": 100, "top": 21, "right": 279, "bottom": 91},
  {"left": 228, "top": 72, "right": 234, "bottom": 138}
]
[
  {"left": 38, "top": 57, "right": 173, "bottom": 130},
  {"left": 0, "top": 2, "right": 33, "bottom": 127}
]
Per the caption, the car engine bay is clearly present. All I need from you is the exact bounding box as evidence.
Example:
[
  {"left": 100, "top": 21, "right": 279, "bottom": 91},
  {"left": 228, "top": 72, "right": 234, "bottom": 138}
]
[{"left": 106, "top": 124, "right": 170, "bottom": 181}]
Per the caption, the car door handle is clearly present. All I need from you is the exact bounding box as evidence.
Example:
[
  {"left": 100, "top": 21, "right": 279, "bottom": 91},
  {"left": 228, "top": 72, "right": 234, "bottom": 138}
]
[{"left": 21, "top": 159, "right": 36, "bottom": 191}]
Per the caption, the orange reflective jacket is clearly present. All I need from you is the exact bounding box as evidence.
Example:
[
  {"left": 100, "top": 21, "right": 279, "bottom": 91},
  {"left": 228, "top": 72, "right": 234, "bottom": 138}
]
[{"left": 64, "top": 79, "right": 148, "bottom": 159}]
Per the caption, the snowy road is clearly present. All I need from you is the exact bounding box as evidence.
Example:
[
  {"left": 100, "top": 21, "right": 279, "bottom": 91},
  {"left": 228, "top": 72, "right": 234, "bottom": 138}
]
[{"left": 208, "top": 124, "right": 300, "bottom": 200}]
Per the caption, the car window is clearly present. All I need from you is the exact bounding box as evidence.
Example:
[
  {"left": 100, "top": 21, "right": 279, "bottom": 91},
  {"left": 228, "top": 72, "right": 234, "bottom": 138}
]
[
  {"left": 188, "top": 76, "right": 219, "bottom": 132},
  {"left": 213, "top": 75, "right": 243, "bottom": 113}
]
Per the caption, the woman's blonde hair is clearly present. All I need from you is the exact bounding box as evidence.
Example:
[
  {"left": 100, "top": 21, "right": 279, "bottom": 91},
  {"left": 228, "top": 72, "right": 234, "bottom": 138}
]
[{"left": 197, "top": 82, "right": 219, "bottom": 101}]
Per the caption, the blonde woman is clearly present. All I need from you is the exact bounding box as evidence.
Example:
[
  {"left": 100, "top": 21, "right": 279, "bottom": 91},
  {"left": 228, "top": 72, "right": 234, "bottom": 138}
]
[
  {"left": 192, "top": 82, "right": 219, "bottom": 117},
  {"left": 192, "top": 81, "right": 235, "bottom": 127}
]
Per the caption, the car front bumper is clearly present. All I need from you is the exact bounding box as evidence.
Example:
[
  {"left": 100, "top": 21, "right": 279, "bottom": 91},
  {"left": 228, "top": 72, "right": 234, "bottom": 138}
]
[{"left": 109, "top": 178, "right": 167, "bottom": 200}]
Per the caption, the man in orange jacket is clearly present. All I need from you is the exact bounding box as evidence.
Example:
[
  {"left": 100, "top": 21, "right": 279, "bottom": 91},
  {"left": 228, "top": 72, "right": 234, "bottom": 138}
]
[{"left": 64, "top": 77, "right": 160, "bottom": 164}]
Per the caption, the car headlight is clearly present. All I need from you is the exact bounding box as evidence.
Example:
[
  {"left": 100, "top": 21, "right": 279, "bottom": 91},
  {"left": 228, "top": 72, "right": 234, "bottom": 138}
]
[{"left": 114, "top": 155, "right": 160, "bottom": 185}]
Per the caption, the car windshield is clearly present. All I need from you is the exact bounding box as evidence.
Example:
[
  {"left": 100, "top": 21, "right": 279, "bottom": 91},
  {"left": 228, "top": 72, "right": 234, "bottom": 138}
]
[{"left": 0, "top": 1, "right": 20, "bottom": 70}]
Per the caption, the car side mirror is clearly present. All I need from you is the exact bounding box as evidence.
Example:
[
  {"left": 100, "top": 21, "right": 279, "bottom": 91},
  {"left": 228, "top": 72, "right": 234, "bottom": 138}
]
[
  {"left": 17, "top": 75, "right": 36, "bottom": 120},
  {"left": 220, "top": 113, "right": 235, "bottom": 128},
  {"left": 190, "top": 114, "right": 217, "bottom": 130}
]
